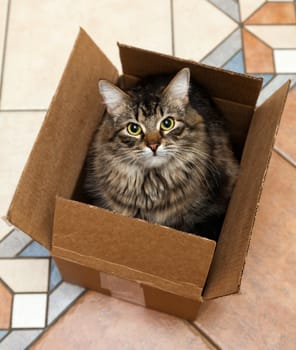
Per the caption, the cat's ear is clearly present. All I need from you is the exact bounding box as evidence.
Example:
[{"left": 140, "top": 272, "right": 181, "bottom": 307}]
[
  {"left": 98, "top": 80, "right": 130, "bottom": 116},
  {"left": 163, "top": 68, "right": 190, "bottom": 104}
]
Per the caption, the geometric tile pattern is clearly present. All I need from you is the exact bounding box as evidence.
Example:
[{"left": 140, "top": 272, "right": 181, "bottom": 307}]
[{"left": 0, "top": 1, "right": 295, "bottom": 349}]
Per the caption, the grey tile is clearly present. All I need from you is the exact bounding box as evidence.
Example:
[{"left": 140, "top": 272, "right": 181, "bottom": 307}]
[
  {"left": 257, "top": 74, "right": 296, "bottom": 106},
  {"left": 49, "top": 258, "right": 62, "bottom": 291},
  {"left": 0, "top": 229, "right": 31, "bottom": 257},
  {"left": 208, "top": 0, "right": 240, "bottom": 21},
  {"left": 47, "top": 282, "right": 85, "bottom": 325},
  {"left": 19, "top": 240, "right": 50, "bottom": 257},
  {"left": 0, "top": 330, "right": 42, "bottom": 350},
  {"left": 0, "top": 330, "right": 8, "bottom": 341},
  {"left": 202, "top": 28, "right": 241, "bottom": 67},
  {"left": 223, "top": 50, "right": 245, "bottom": 73}
]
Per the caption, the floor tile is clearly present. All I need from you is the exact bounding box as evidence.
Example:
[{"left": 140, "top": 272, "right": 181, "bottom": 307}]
[
  {"left": 1, "top": 0, "right": 171, "bottom": 110},
  {"left": 19, "top": 240, "right": 50, "bottom": 257},
  {"left": 275, "top": 87, "right": 296, "bottom": 163},
  {"left": 0, "top": 258, "right": 49, "bottom": 292},
  {"left": 0, "top": 111, "right": 45, "bottom": 217},
  {"left": 245, "top": 2, "right": 296, "bottom": 24},
  {"left": 274, "top": 50, "right": 296, "bottom": 73},
  {"left": 252, "top": 74, "right": 274, "bottom": 87},
  {"left": 245, "top": 25, "right": 296, "bottom": 49},
  {"left": 0, "top": 218, "right": 13, "bottom": 241},
  {"left": 32, "top": 291, "right": 213, "bottom": 350},
  {"left": 0, "top": 0, "right": 8, "bottom": 85},
  {"left": 0, "top": 330, "right": 42, "bottom": 350},
  {"left": 202, "top": 28, "right": 242, "bottom": 67},
  {"left": 194, "top": 153, "right": 296, "bottom": 350},
  {"left": 0, "top": 229, "right": 31, "bottom": 257},
  {"left": 47, "top": 282, "right": 85, "bottom": 325},
  {"left": 0, "top": 330, "right": 8, "bottom": 341},
  {"left": 0, "top": 281, "right": 12, "bottom": 329},
  {"left": 257, "top": 74, "right": 296, "bottom": 105},
  {"left": 208, "top": 0, "right": 240, "bottom": 22},
  {"left": 239, "top": 0, "right": 265, "bottom": 21},
  {"left": 12, "top": 293, "right": 47, "bottom": 328},
  {"left": 223, "top": 50, "right": 244, "bottom": 73},
  {"left": 173, "top": 0, "right": 237, "bottom": 62},
  {"left": 242, "top": 28, "right": 274, "bottom": 73},
  {"left": 49, "top": 259, "right": 62, "bottom": 291}
]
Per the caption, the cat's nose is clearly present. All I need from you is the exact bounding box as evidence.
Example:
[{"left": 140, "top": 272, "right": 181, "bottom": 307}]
[{"left": 148, "top": 143, "right": 159, "bottom": 152}]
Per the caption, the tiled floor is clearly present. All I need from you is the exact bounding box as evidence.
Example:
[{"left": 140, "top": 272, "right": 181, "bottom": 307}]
[{"left": 0, "top": 1, "right": 295, "bottom": 349}]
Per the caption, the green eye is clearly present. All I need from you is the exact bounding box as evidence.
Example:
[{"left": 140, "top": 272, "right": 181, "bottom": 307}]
[
  {"left": 160, "top": 117, "right": 175, "bottom": 131},
  {"left": 127, "top": 123, "right": 142, "bottom": 136}
]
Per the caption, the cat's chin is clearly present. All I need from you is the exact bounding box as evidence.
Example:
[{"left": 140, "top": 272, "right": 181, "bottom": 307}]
[{"left": 143, "top": 156, "right": 167, "bottom": 168}]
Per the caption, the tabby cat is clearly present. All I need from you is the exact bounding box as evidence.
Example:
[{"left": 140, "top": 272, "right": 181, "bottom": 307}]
[{"left": 86, "top": 68, "right": 239, "bottom": 240}]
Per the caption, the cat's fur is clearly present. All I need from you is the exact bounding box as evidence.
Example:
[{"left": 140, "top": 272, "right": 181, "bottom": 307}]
[{"left": 86, "top": 68, "right": 239, "bottom": 240}]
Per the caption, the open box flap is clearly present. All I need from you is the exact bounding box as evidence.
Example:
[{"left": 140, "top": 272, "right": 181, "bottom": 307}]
[
  {"left": 204, "top": 81, "right": 290, "bottom": 299},
  {"left": 6, "top": 29, "right": 119, "bottom": 249},
  {"left": 52, "top": 197, "right": 216, "bottom": 298},
  {"left": 118, "top": 43, "right": 262, "bottom": 106}
]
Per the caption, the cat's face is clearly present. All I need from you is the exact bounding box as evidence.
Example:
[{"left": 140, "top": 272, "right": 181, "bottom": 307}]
[{"left": 98, "top": 68, "right": 204, "bottom": 169}]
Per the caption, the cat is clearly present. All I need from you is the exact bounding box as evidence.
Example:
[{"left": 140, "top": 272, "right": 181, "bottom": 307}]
[{"left": 85, "top": 68, "right": 239, "bottom": 240}]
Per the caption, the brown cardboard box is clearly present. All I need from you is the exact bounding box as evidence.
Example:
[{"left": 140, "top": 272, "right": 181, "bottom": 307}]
[{"left": 6, "top": 29, "right": 290, "bottom": 320}]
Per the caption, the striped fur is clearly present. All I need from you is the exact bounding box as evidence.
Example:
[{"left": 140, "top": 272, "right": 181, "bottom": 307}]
[{"left": 86, "top": 68, "right": 239, "bottom": 240}]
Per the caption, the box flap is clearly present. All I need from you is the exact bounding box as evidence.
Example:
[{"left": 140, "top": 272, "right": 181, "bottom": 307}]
[
  {"left": 52, "top": 197, "right": 216, "bottom": 299},
  {"left": 118, "top": 44, "right": 262, "bottom": 106},
  {"left": 204, "top": 81, "right": 290, "bottom": 299},
  {"left": 7, "top": 29, "right": 119, "bottom": 248}
]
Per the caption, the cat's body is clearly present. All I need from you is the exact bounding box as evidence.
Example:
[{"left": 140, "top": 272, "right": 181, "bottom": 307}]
[{"left": 86, "top": 68, "right": 239, "bottom": 240}]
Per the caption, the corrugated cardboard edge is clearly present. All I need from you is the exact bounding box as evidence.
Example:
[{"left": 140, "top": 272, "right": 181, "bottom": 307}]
[
  {"left": 204, "top": 81, "right": 291, "bottom": 299},
  {"left": 6, "top": 28, "right": 118, "bottom": 249}
]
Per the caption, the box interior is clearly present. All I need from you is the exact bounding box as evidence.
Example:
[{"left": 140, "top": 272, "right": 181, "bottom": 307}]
[{"left": 7, "top": 28, "right": 290, "bottom": 301}]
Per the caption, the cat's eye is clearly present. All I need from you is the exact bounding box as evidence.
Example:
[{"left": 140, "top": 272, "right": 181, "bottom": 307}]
[
  {"left": 127, "top": 123, "right": 142, "bottom": 136},
  {"left": 160, "top": 117, "right": 175, "bottom": 131}
]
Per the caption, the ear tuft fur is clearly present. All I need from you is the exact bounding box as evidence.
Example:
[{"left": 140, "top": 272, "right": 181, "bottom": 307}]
[
  {"left": 163, "top": 68, "right": 190, "bottom": 104},
  {"left": 98, "top": 80, "right": 129, "bottom": 115}
]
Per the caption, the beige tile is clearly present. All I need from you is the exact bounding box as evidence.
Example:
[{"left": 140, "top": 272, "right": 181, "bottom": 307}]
[
  {"left": 0, "top": 111, "right": 45, "bottom": 216},
  {"left": 0, "top": 0, "right": 8, "bottom": 84},
  {"left": 245, "top": 25, "right": 296, "bottom": 48},
  {"left": 239, "top": 0, "right": 265, "bottom": 21},
  {"left": 1, "top": 0, "right": 171, "bottom": 110},
  {"left": 173, "top": 0, "right": 237, "bottom": 62},
  {"left": 0, "top": 258, "right": 49, "bottom": 292}
]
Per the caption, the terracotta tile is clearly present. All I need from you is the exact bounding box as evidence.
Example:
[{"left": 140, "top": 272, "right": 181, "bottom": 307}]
[
  {"left": 173, "top": 0, "right": 237, "bottom": 62},
  {"left": 31, "top": 292, "right": 213, "bottom": 350},
  {"left": 275, "top": 86, "right": 296, "bottom": 163},
  {"left": 242, "top": 28, "right": 274, "bottom": 73},
  {"left": 246, "top": 2, "right": 296, "bottom": 24},
  {"left": 194, "top": 153, "right": 296, "bottom": 350},
  {"left": 0, "top": 281, "right": 12, "bottom": 329}
]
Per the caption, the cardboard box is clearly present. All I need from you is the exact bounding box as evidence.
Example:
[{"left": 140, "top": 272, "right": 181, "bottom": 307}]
[{"left": 6, "top": 29, "right": 290, "bottom": 320}]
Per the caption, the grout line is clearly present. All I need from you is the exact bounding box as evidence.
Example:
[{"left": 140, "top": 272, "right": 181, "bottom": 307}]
[
  {"left": 27, "top": 289, "right": 87, "bottom": 349},
  {"left": 187, "top": 321, "right": 222, "bottom": 350},
  {"left": 207, "top": 0, "right": 240, "bottom": 24},
  {"left": 15, "top": 240, "right": 35, "bottom": 257},
  {"left": 221, "top": 48, "right": 242, "bottom": 69},
  {"left": 274, "top": 146, "right": 296, "bottom": 168},
  {"left": 0, "top": 0, "right": 11, "bottom": 108},
  {"left": 241, "top": 1, "right": 267, "bottom": 25},
  {"left": 170, "top": 0, "right": 175, "bottom": 56},
  {"left": 0, "top": 330, "right": 11, "bottom": 343},
  {"left": 44, "top": 258, "right": 51, "bottom": 327},
  {"left": 0, "top": 228, "right": 14, "bottom": 243},
  {"left": 200, "top": 27, "right": 240, "bottom": 64}
]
